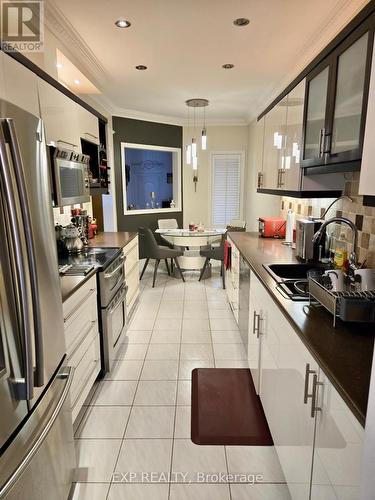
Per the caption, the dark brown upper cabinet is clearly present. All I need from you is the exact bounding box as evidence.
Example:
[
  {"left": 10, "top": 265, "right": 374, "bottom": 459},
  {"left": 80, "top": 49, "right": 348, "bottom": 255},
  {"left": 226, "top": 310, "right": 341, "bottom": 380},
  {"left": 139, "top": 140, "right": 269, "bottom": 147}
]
[{"left": 302, "top": 16, "right": 374, "bottom": 171}]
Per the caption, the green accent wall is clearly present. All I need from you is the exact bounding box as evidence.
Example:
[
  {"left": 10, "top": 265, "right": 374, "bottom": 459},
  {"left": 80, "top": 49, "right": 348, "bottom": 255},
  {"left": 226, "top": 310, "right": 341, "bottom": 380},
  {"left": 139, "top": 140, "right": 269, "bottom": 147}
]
[{"left": 112, "top": 116, "right": 183, "bottom": 234}]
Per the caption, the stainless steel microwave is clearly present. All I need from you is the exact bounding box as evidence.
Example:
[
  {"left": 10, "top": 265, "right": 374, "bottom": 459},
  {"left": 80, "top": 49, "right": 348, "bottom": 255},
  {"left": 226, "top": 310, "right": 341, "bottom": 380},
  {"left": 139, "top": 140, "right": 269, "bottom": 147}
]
[{"left": 49, "top": 146, "right": 90, "bottom": 206}]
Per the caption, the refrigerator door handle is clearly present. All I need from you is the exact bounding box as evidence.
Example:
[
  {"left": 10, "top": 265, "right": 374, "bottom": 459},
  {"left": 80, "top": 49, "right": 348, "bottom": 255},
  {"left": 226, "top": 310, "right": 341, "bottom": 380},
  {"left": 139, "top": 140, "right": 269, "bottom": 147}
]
[
  {"left": 0, "top": 120, "right": 34, "bottom": 400},
  {"left": 0, "top": 366, "right": 74, "bottom": 498},
  {"left": 5, "top": 118, "right": 44, "bottom": 388}
]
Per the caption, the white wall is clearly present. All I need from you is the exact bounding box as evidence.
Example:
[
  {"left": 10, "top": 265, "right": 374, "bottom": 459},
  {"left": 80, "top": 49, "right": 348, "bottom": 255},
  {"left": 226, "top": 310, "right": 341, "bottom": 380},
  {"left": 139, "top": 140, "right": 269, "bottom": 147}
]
[
  {"left": 183, "top": 125, "right": 248, "bottom": 228},
  {"left": 245, "top": 119, "right": 280, "bottom": 231}
]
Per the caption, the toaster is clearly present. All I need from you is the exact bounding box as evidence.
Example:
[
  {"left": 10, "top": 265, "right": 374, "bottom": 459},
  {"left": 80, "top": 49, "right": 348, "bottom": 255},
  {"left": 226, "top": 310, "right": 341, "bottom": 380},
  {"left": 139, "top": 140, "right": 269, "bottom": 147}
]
[
  {"left": 258, "top": 217, "right": 286, "bottom": 238},
  {"left": 296, "top": 218, "right": 324, "bottom": 261}
]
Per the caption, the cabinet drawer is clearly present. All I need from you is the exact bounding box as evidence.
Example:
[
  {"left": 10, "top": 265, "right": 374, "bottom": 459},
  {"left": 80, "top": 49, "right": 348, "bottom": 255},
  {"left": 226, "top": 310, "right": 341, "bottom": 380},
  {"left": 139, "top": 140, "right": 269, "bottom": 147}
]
[
  {"left": 64, "top": 281, "right": 98, "bottom": 356},
  {"left": 63, "top": 276, "right": 97, "bottom": 319},
  {"left": 125, "top": 242, "right": 139, "bottom": 276},
  {"left": 70, "top": 329, "right": 100, "bottom": 410},
  {"left": 126, "top": 265, "right": 140, "bottom": 306}
]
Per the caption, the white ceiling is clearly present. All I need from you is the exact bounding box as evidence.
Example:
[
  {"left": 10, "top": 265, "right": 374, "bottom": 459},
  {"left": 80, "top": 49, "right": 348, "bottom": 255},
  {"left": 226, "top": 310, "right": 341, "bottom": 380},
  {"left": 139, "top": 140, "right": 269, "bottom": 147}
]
[{"left": 48, "top": 0, "right": 368, "bottom": 124}]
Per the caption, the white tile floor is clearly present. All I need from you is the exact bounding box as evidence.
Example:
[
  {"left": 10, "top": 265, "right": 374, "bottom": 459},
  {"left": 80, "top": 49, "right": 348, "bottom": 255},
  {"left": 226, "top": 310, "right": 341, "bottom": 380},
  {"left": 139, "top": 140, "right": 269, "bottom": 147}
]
[{"left": 71, "top": 265, "right": 289, "bottom": 500}]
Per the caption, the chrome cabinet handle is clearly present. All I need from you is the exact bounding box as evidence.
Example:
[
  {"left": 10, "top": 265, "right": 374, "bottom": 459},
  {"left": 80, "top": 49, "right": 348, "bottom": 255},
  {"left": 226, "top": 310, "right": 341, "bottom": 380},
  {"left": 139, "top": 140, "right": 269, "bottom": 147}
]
[
  {"left": 303, "top": 363, "right": 316, "bottom": 404},
  {"left": 84, "top": 132, "right": 99, "bottom": 140},
  {"left": 7, "top": 118, "right": 45, "bottom": 388},
  {"left": 253, "top": 310, "right": 261, "bottom": 338},
  {"left": 257, "top": 172, "right": 263, "bottom": 188},
  {"left": 318, "top": 128, "right": 326, "bottom": 158},
  {"left": 311, "top": 374, "right": 323, "bottom": 418},
  {"left": 57, "top": 139, "right": 78, "bottom": 149},
  {"left": 276, "top": 169, "right": 281, "bottom": 188},
  {"left": 64, "top": 288, "right": 96, "bottom": 323},
  {"left": 0, "top": 120, "right": 34, "bottom": 400},
  {"left": 279, "top": 169, "right": 285, "bottom": 187}
]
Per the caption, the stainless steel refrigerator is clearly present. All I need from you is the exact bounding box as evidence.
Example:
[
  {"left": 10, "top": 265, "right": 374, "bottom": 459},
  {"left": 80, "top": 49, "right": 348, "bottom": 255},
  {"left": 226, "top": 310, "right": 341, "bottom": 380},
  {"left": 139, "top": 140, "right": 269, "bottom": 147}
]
[{"left": 0, "top": 98, "right": 75, "bottom": 499}]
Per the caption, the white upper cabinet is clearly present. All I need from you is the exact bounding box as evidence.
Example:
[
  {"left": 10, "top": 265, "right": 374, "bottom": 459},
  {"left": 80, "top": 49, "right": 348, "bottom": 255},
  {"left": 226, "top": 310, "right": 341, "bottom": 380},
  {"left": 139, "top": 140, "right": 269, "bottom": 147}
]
[
  {"left": 1, "top": 52, "right": 39, "bottom": 117},
  {"left": 38, "top": 78, "right": 99, "bottom": 152},
  {"left": 359, "top": 32, "right": 375, "bottom": 196}
]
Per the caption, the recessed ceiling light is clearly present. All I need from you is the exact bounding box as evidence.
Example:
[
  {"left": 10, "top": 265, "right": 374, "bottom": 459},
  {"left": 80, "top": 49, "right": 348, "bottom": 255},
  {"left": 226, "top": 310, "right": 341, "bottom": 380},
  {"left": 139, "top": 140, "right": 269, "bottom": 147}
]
[
  {"left": 74, "top": 79, "right": 80, "bottom": 85},
  {"left": 115, "top": 19, "right": 131, "bottom": 28},
  {"left": 233, "top": 17, "right": 250, "bottom": 26},
  {"left": 222, "top": 63, "right": 234, "bottom": 69},
  {"left": 56, "top": 63, "right": 63, "bottom": 69},
  {"left": 135, "top": 65, "right": 147, "bottom": 70}
]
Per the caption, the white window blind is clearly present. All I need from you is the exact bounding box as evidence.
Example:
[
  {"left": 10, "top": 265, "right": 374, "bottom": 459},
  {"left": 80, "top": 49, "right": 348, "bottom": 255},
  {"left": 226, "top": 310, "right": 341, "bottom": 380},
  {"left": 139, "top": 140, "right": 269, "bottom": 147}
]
[{"left": 211, "top": 154, "right": 241, "bottom": 227}]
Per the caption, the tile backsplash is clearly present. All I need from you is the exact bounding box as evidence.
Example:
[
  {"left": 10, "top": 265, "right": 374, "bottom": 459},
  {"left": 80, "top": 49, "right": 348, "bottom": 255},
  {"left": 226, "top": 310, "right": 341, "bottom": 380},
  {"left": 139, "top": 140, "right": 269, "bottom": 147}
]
[
  {"left": 280, "top": 173, "right": 375, "bottom": 267},
  {"left": 53, "top": 200, "right": 93, "bottom": 226}
]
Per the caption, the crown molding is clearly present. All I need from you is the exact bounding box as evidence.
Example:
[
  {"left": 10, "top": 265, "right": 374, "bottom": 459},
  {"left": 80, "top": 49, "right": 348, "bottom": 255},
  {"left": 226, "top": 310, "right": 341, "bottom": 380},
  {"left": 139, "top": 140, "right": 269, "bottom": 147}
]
[
  {"left": 247, "top": 0, "right": 369, "bottom": 122},
  {"left": 45, "top": 2, "right": 107, "bottom": 87},
  {"left": 108, "top": 104, "right": 249, "bottom": 127}
]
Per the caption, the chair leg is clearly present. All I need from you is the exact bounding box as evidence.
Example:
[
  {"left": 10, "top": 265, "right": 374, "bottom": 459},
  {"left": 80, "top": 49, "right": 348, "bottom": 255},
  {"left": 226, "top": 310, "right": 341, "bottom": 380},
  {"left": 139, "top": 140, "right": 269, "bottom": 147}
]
[
  {"left": 174, "top": 257, "right": 185, "bottom": 282},
  {"left": 171, "top": 258, "right": 174, "bottom": 273},
  {"left": 199, "top": 258, "right": 210, "bottom": 282},
  {"left": 152, "top": 260, "right": 160, "bottom": 288},
  {"left": 165, "top": 259, "right": 170, "bottom": 276},
  {"left": 221, "top": 261, "right": 226, "bottom": 290},
  {"left": 140, "top": 258, "right": 149, "bottom": 280}
]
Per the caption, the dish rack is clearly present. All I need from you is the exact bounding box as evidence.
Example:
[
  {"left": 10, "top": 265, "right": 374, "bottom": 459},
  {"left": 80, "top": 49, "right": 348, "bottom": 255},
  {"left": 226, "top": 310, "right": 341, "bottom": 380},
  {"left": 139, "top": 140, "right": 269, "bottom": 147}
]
[{"left": 308, "top": 276, "right": 375, "bottom": 327}]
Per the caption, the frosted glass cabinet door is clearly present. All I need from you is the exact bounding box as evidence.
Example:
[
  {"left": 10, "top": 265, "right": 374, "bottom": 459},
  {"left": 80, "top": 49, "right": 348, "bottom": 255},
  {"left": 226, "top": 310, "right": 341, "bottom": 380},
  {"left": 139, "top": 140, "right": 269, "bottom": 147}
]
[
  {"left": 310, "top": 371, "right": 364, "bottom": 500},
  {"left": 262, "top": 98, "right": 287, "bottom": 189},
  {"left": 303, "top": 64, "right": 329, "bottom": 163},
  {"left": 331, "top": 32, "right": 369, "bottom": 155},
  {"left": 284, "top": 79, "right": 306, "bottom": 191}
]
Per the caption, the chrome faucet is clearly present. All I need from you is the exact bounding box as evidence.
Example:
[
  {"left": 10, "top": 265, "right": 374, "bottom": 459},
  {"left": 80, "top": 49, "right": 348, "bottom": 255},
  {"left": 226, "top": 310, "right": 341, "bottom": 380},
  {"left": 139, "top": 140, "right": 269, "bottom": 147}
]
[{"left": 312, "top": 217, "right": 358, "bottom": 271}]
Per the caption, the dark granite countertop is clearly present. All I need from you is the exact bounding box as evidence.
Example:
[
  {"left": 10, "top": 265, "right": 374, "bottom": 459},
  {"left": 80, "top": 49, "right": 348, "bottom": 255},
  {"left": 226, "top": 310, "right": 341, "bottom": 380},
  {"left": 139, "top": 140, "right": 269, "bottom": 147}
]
[
  {"left": 88, "top": 231, "right": 138, "bottom": 249},
  {"left": 229, "top": 232, "right": 374, "bottom": 427},
  {"left": 60, "top": 268, "right": 97, "bottom": 303}
]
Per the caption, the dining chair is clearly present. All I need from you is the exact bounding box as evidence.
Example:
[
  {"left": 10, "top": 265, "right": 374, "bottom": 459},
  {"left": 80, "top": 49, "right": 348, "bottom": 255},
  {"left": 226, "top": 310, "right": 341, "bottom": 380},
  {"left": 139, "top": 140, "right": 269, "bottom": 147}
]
[
  {"left": 138, "top": 227, "right": 185, "bottom": 287},
  {"left": 198, "top": 233, "right": 226, "bottom": 289}
]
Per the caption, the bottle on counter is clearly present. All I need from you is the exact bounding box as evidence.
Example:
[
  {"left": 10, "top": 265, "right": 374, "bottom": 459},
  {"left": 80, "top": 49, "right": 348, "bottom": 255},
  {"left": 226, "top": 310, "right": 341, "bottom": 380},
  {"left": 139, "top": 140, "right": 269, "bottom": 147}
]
[{"left": 333, "top": 232, "right": 348, "bottom": 270}]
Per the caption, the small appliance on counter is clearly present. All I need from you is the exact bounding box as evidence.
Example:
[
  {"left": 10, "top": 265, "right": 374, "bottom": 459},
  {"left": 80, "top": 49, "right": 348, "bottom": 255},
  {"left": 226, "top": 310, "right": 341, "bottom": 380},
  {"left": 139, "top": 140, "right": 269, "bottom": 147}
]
[
  {"left": 296, "top": 218, "right": 325, "bottom": 261},
  {"left": 258, "top": 217, "right": 286, "bottom": 238}
]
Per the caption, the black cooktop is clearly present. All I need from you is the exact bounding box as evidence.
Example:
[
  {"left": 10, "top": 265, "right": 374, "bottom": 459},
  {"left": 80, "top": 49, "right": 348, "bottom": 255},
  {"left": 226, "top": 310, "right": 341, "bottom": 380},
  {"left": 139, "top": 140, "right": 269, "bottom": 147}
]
[{"left": 58, "top": 247, "right": 121, "bottom": 270}]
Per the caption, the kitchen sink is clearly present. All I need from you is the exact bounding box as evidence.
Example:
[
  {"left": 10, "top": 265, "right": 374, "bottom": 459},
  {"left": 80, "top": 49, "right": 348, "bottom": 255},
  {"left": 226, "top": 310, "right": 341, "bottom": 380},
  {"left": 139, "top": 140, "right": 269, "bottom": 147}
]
[
  {"left": 263, "top": 263, "right": 330, "bottom": 301},
  {"left": 264, "top": 263, "right": 329, "bottom": 281}
]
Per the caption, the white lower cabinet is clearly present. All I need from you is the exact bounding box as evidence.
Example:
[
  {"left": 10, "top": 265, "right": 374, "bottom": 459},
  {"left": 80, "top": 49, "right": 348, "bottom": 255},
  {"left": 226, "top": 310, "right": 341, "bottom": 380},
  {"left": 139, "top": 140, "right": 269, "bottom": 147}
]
[
  {"left": 311, "top": 372, "right": 364, "bottom": 500},
  {"left": 226, "top": 237, "right": 240, "bottom": 323},
  {"left": 123, "top": 236, "right": 140, "bottom": 317},
  {"left": 247, "top": 271, "right": 364, "bottom": 500},
  {"left": 63, "top": 275, "right": 101, "bottom": 422}
]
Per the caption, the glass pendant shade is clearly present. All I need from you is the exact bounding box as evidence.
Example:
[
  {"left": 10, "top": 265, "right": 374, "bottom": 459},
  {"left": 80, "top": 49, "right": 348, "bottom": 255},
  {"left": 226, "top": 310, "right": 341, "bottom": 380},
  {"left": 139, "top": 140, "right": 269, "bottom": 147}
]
[
  {"left": 201, "top": 128, "right": 207, "bottom": 150},
  {"left": 186, "top": 144, "right": 192, "bottom": 165}
]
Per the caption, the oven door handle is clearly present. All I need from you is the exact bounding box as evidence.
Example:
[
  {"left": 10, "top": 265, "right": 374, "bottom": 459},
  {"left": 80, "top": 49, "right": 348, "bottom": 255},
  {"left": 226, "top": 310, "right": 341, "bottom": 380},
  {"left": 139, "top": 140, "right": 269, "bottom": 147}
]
[
  {"left": 104, "top": 256, "right": 125, "bottom": 279},
  {"left": 107, "top": 285, "right": 128, "bottom": 315}
]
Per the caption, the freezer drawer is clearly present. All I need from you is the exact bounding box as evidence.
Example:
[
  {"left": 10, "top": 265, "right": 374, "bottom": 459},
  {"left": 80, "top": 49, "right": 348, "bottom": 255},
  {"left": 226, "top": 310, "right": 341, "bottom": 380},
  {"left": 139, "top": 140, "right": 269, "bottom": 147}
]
[{"left": 0, "top": 366, "right": 75, "bottom": 500}]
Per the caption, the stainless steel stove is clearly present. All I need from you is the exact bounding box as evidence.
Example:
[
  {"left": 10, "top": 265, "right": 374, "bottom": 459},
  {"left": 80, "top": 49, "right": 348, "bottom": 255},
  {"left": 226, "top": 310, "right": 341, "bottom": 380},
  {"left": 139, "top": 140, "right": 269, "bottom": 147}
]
[{"left": 59, "top": 247, "right": 127, "bottom": 373}]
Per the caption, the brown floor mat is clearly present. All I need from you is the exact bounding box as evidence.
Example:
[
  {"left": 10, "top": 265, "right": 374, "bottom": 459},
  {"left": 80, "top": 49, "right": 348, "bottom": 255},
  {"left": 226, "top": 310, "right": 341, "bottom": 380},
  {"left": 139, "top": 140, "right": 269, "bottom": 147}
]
[{"left": 191, "top": 368, "right": 274, "bottom": 446}]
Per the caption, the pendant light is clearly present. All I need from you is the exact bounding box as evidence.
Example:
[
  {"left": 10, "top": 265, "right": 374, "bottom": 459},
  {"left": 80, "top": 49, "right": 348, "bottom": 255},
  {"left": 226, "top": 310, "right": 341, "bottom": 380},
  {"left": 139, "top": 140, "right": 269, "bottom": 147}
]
[
  {"left": 185, "top": 98, "right": 209, "bottom": 191},
  {"left": 201, "top": 106, "right": 207, "bottom": 150},
  {"left": 186, "top": 106, "right": 191, "bottom": 165}
]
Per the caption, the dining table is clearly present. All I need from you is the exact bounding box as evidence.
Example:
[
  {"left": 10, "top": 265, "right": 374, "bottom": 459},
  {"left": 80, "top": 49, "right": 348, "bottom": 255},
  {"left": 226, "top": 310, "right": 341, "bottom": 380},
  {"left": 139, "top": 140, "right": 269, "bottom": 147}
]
[{"left": 155, "top": 227, "right": 226, "bottom": 274}]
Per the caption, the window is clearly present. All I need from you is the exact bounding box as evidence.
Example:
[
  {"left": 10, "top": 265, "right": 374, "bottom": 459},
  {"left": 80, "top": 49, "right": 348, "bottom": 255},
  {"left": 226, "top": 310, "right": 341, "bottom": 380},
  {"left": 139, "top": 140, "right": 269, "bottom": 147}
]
[
  {"left": 121, "top": 143, "right": 182, "bottom": 214},
  {"left": 211, "top": 153, "right": 243, "bottom": 227}
]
